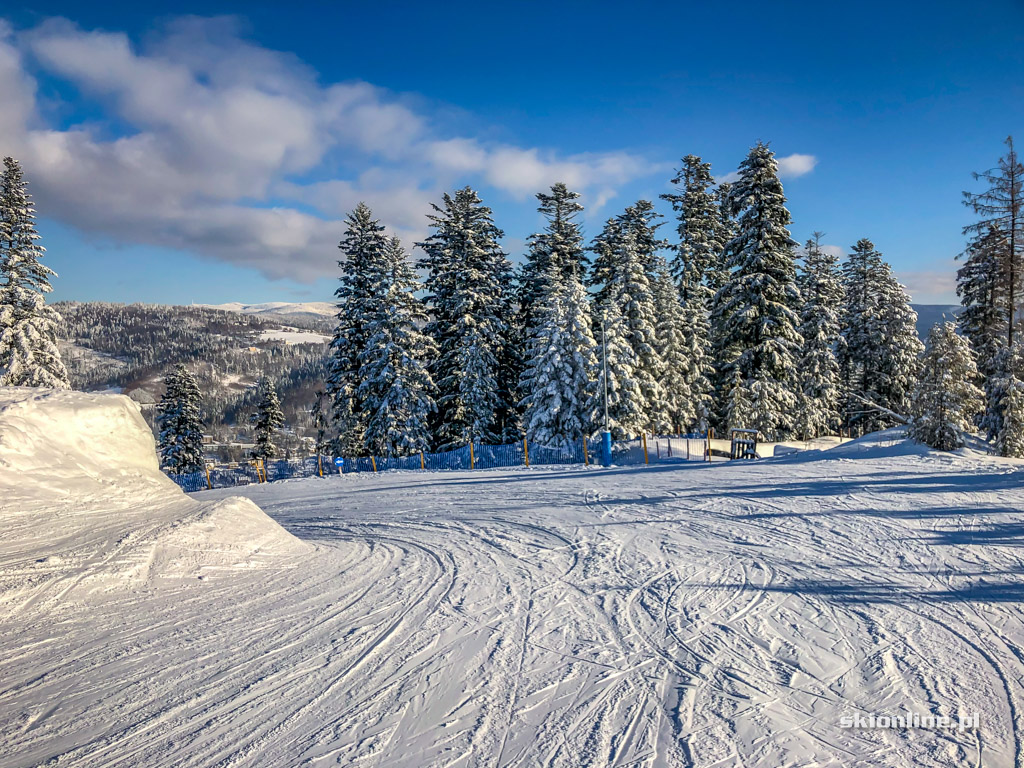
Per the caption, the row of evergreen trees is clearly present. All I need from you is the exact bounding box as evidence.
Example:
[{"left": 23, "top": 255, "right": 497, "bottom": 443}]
[{"left": 324, "top": 142, "right": 926, "bottom": 456}]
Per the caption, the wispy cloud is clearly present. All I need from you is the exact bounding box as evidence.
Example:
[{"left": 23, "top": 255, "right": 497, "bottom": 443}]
[
  {"left": 898, "top": 265, "right": 959, "bottom": 304},
  {"left": 0, "top": 16, "right": 659, "bottom": 281}
]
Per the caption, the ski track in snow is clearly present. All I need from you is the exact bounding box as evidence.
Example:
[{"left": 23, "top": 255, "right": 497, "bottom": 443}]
[{"left": 5, "top": 441, "right": 1024, "bottom": 766}]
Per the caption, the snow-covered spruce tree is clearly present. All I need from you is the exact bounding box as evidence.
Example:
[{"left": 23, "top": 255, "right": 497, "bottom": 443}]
[
  {"left": 519, "top": 268, "right": 598, "bottom": 446},
  {"left": 588, "top": 201, "right": 667, "bottom": 309},
  {"left": 838, "top": 238, "right": 907, "bottom": 434},
  {"left": 997, "top": 370, "right": 1024, "bottom": 457},
  {"left": 957, "top": 226, "right": 1010, "bottom": 437},
  {"left": 652, "top": 258, "right": 700, "bottom": 432},
  {"left": 417, "top": 187, "right": 512, "bottom": 448},
  {"left": 596, "top": 297, "right": 648, "bottom": 439},
  {"left": 0, "top": 157, "right": 69, "bottom": 388},
  {"left": 661, "top": 155, "right": 726, "bottom": 304},
  {"left": 356, "top": 237, "right": 436, "bottom": 456},
  {"left": 708, "top": 180, "right": 737, "bottom": 429},
  {"left": 616, "top": 199, "right": 667, "bottom": 273},
  {"left": 519, "top": 183, "right": 586, "bottom": 334},
  {"left": 876, "top": 262, "right": 924, "bottom": 421},
  {"left": 328, "top": 203, "right": 389, "bottom": 455},
  {"left": 713, "top": 142, "right": 803, "bottom": 441},
  {"left": 606, "top": 227, "right": 665, "bottom": 430},
  {"left": 909, "top": 322, "right": 983, "bottom": 451},
  {"left": 587, "top": 215, "right": 623, "bottom": 312},
  {"left": 496, "top": 265, "right": 526, "bottom": 442},
  {"left": 252, "top": 379, "right": 285, "bottom": 461},
  {"left": 660, "top": 155, "right": 721, "bottom": 429},
  {"left": 838, "top": 238, "right": 882, "bottom": 432},
  {"left": 839, "top": 239, "right": 888, "bottom": 434},
  {"left": 795, "top": 234, "right": 844, "bottom": 439},
  {"left": 708, "top": 181, "right": 736, "bottom": 299},
  {"left": 963, "top": 136, "right": 1024, "bottom": 350},
  {"left": 156, "top": 363, "right": 205, "bottom": 474}
]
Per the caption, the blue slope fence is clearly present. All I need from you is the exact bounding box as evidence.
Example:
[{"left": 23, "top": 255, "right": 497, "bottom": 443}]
[{"left": 167, "top": 434, "right": 707, "bottom": 492}]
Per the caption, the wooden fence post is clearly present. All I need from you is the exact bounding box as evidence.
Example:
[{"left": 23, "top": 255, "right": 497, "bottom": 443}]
[
  {"left": 523, "top": 437, "right": 529, "bottom": 467},
  {"left": 420, "top": 451, "right": 425, "bottom": 470},
  {"left": 371, "top": 456, "right": 378, "bottom": 473},
  {"left": 205, "top": 463, "right": 212, "bottom": 490},
  {"left": 642, "top": 434, "right": 649, "bottom": 465},
  {"left": 469, "top": 442, "right": 475, "bottom": 470},
  {"left": 582, "top": 435, "right": 589, "bottom": 466}
]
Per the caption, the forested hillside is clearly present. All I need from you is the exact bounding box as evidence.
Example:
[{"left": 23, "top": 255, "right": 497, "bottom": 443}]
[{"left": 56, "top": 302, "right": 330, "bottom": 457}]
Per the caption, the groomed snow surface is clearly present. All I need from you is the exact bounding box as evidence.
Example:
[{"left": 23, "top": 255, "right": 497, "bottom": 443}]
[{"left": 3, "top": 391, "right": 1024, "bottom": 766}]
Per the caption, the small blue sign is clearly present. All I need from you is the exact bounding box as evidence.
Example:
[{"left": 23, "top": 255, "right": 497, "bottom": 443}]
[{"left": 334, "top": 457, "right": 345, "bottom": 467}]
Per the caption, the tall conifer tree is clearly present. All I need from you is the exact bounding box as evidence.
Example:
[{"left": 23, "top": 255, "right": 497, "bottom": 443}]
[
  {"left": 417, "top": 188, "right": 512, "bottom": 448},
  {"left": 796, "top": 234, "right": 843, "bottom": 439},
  {"left": 519, "top": 183, "right": 586, "bottom": 334},
  {"left": 519, "top": 268, "right": 598, "bottom": 446},
  {"left": 357, "top": 237, "right": 436, "bottom": 456},
  {"left": 327, "top": 203, "right": 388, "bottom": 454},
  {"left": 839, "top": 238, "right": 922, "bottom": 433},
  {"left": 714, "top": 142, "right": 803, "bottom": 440},
  {"left": 252, "top": 380, "right": 285, "bottom": 461},
  {"left": 651, "top": 258, "right": 699, "bottom": 432},
  {"left": 909, "top": 323, "right": 983, "bottom": 451},
  {"left": 0, "top": 157, "right": 69, "bottom": 388},
  {"left": 963, "top": 136, "right": 1023, "bottom": 349},
  {"left": 156, "top": 364, "right": 204, "bottom": 474}
]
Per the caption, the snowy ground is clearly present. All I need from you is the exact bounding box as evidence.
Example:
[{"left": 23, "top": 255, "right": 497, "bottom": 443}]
[
  {"left": 257, "top": 328, "right": 331, "bottom": 345},
  {"left": 4, "top": 393, "right": 1024, "bottom": 766}
]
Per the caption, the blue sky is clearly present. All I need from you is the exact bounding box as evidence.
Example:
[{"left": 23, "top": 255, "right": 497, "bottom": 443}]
[{"left": 2, "top": 0, "right": 1022, "bottom": 305}]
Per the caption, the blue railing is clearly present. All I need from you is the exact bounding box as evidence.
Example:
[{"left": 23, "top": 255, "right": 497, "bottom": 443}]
[{"left": 166, "top": 434, "right": 709, "bottom": 491}]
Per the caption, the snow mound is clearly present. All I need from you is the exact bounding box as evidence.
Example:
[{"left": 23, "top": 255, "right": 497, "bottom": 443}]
[
  {"left": 0, "top": 387, "right": 175, "bottom": 510},
  {"left": 0, "top": 389, "right": 310, "bottom": 608}
]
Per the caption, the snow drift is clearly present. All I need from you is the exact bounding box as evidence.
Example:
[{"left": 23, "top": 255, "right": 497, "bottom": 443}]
[{"left": 0, "top": 388, "right": 309, "bottom": 609}]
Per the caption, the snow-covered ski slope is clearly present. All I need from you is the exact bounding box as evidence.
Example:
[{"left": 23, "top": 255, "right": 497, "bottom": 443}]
[{"left": 4, "top": 391, "right": 1024, "bottom": 766}]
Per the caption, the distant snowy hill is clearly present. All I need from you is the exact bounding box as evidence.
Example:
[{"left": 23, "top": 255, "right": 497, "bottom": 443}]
[{"left": 198, "top": 302, "right": 336, "bottom": 327}]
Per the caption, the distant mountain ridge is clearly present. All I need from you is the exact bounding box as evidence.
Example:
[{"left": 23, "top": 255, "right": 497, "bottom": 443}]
[
  {"left": 207, "top": 300, "right": 954, "bottom": 341},
  {"left": 910, "top": 304, "right": 961, "bottom": 340},
  {"left": 197, "top": 302, "right": 336, "bottom": 327}
]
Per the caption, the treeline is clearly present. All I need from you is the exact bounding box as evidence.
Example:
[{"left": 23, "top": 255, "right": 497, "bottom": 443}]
[{"left": 323, "top": 142, "right": 926, "bottom": 457}]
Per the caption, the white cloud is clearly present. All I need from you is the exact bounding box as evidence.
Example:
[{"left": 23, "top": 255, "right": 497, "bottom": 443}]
[
  {"left": 0, "top": 16, "right": 658, "bottom": 281},
  {"left": 776, "top": 153, "right": 818, "bottom": 178}
]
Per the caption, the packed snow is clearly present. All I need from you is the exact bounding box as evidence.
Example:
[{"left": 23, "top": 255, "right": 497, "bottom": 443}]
[{"left": 4, "top": 392, "right": 1024, "bottom": 766}]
